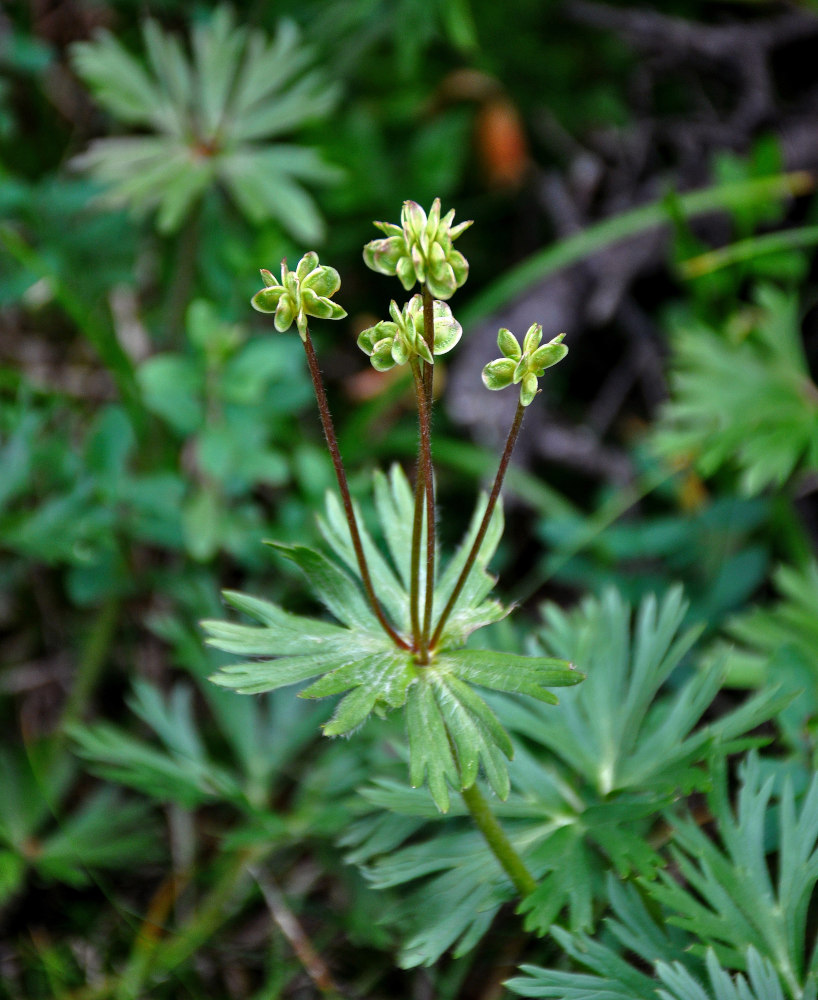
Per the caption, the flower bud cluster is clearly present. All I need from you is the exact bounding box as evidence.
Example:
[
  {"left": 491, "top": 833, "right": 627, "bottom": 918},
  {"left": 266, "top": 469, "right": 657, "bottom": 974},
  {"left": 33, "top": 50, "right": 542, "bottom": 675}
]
[
  {"left": 251, "top": 252, "right": 346, "bottom": 340},
  {"left": 482, "top": 324, "right": 567, "bottom": 406},
  {"left": 357, "top": 295, "right": 462, "bottom": 372},
  {"left": 249, "top": 205, "right": 568, "bottom": 411},
  {"left": 363, "top": 198, "right": 472, "bottom": 300}
]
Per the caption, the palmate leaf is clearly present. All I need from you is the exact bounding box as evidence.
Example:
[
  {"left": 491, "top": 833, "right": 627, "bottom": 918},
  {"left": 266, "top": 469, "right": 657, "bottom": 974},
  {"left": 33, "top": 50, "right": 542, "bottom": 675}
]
[
  {"left": 653, "top": 284, "right": 818, "bottom": 494},
  {"left": 649, "top": 753, "right": 818, "bottom": 996},
  {"left": 508, "top": 938, "right": 798, "bottom": 1000},
  {"left": 339, "top": 587, "right": 787, "bottom": 965},
  {"left": 0, "top": 747, "right": 157, "bottom": 902},
  {"left": 511, "top": 587, "right": 786, "bottom": 800},
  {"left": 507, "top": 759, "right": 818, "bottom": 1000},
  {"left": 716, "top": 560, "right": 818, "bottom": 748},
  {"left": 71, "top": 8, "right": 340, "bottom": 238},
  {"left": 205, "top": 466, "right": 580, "bottom": 811}
]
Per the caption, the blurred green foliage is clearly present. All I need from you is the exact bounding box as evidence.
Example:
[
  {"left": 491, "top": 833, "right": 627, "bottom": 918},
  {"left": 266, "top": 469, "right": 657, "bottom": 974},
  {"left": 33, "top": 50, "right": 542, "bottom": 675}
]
[{"left": 2, "top": 1, "right": 818, "bottom": 997}]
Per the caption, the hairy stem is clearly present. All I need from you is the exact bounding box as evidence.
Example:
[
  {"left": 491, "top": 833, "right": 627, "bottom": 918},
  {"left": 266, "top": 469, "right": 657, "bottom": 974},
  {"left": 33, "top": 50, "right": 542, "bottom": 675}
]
[
  {"left": 421, "top": 284, "right": 435, "bottom": 408},
  {"left": 430, "top": 400, "right": 525, "bottom": 649},
  {"left": 409, "top": 412, "right": 424, "bottom": 652},
  {"left": 410, "top": 361, "right": 436, "bottom": 663},
  {"left": 419, "top": 287, "right": 437, "bottom": 655},
  {"left": 461, "top": 783, "right": 537, "bottom": 898},
  {"left": 303, "top": 328, "right": 409, "bottom": 650}
]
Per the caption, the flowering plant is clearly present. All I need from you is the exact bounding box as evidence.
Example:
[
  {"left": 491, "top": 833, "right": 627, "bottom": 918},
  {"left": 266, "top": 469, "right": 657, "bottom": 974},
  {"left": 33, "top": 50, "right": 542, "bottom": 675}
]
[{"left": 205, "top": 200, "right": 575, "bottom": 885}]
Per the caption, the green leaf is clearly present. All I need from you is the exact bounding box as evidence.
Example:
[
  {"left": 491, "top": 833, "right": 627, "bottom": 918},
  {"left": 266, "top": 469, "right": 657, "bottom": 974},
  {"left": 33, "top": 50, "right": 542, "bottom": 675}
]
[
  {"left": 405, "top": 681, "right": 458, "bottom": 813},
  {"left": 71, "top": 31, "right": 165, "bottom": 126},
  {"left": 318, "top": 490, "right": 408, "bottom": 631},
  {"left": 71, "top": 8, "right": 339, "bottom": 238},
  {"left": 372, "top": 465, "right": 417, "bottom": 591},
  {"left": 434, "top": 489, "right": 506, "bottom": 645},
  {"left": 209, "top": 645, "right": 354, "bottom": 695},
  {"left": 653, "top": 285, "right": 818, "bottom": 494},
  {"left": 442, "top": 649, "right": 582, "bottom": 703},
  {"left": 204, "top": 467, "right": 581, "bottom": 806},
  {"left": 269, "top": 542, "right": 380, "bottom": 632},
  {"left": 648, "top": 753, "right": 818, "bottom": 992},
  {"left": 301, "top": 649, "right": 414, "bottom": 708},
  {"left": 36, "top": 790, "right": 158, "bottom": 885},
  {"left": 137, "top": 353, "right": 203, "bottom": 434}
]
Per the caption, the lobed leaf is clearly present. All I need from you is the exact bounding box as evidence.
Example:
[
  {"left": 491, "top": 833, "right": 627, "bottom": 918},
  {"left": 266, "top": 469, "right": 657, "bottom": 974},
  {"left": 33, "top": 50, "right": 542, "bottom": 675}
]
[{"left": 442, "top": 648, "right": 582, "bottom": 703}]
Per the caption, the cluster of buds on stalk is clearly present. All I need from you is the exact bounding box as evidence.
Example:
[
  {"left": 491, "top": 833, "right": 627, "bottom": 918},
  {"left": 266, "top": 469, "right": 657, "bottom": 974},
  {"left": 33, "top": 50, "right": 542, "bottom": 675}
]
[
  {"left": 482, "top": 324, "right": 568, "bottom": 406},
  {"left": 363, "top": 198, "right": 471, "bottom": 300},
  {"left": 357, "top": 295, "right": 462, "bottom": 371},
  {"left": 251, "top": 251, "right": 346, "bottom": 339},
  {"left": 248, "top": 200, "right": 570, "bottom": 657}
]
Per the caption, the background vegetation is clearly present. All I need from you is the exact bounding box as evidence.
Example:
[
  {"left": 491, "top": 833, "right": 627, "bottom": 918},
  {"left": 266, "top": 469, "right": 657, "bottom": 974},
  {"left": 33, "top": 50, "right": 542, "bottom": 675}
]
[{"left": 2, "top": 0, "right": 818, "bottom": 997}]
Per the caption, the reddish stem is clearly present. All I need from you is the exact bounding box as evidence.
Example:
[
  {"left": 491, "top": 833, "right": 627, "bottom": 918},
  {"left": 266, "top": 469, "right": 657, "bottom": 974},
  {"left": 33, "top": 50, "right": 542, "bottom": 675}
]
[
  {"left": 430, "top": 401, "right": 525, "bottom": 650},
  {"left": 302, "top": 328, "right": 409, "bottom": 650}
]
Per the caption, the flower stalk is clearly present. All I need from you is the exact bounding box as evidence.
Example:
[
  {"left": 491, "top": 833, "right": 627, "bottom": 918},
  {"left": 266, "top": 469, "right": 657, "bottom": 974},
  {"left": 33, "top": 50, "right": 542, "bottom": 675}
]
[
  {"left": 430, "top": 401, "right": 526, "bottom": 650},
  {"left": 409, "top": 357, "right": 436, "bottom": 663},
  {"left": 303, "top": 328, "right": 409, "bottom": 650},
  {"left": 419, "top": 286, "right": 437, "bottom": 652}
]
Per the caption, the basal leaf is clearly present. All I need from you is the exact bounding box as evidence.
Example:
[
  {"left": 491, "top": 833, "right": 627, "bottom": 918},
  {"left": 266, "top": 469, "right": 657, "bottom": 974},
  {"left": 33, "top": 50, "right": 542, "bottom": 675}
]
[
  {"left": 268, "top": 542, "right": 381, "bottom": 632},
  {"left": 442, "top": 648, "right": 582, "bottom": 703},
  {"left": 301, "top": 648, "right": 415, "bottom": 708},
  {"left": 318, "top": 490, "right": 408, "bottom": 631},
  {"left": 406, "top": 681, "right": 458, "bottom": 813},
  {"left": 209, "top": 646, "right": 352, "bottom": 694},
  {"left": 373, "top": 465, "right": 416, "bottom": 590}
]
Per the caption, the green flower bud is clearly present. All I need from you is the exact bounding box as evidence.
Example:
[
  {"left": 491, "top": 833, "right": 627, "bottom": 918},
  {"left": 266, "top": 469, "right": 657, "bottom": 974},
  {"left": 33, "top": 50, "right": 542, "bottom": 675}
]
[
  {"left": 482, "top": 325, "right": 567, "bottom": 406},
  {"left": 251, "top": 253, "right": 346, "bottom": 340},
  {"left": 363, "top": 198, "right": 472, "bottom": 300},
  {"left": 357, "top": 295, "right": 463, "bottom": 371}
]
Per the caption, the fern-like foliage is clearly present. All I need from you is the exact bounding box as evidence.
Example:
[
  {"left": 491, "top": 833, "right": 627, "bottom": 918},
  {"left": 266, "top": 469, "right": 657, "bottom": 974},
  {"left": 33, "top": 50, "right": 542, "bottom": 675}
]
[
  {"left": 0, "top": 748, "right": 157, "bottom": 906},
  {"left": 71, "top": 678, "right": 325, "bottom": 813},
  {"left": 653, "top": 285, "right": 818, "bottom": 494},
  {"left": 715, "top": 560, "right": 818, "bottom": 749},
  {"left": 71, "top": 7, "right": 340, "bottom": 238},
  {"left": 651, "top": 753, "right": 818, "bottom": 994},
  {"left": 203, "top": 466, "right": 580, "bottom": 812},
  {"left": 338, "top": 590, "right": 784, "bottom": 966},
  {"left": 508, "top": 754, "right": 818, "bottom": 1000}
]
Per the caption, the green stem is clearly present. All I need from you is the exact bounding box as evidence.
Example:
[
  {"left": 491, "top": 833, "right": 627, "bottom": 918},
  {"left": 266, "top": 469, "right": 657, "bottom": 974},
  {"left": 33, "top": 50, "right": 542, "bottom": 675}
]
[
  {"left": 302, "top": 328, "right": 409, "bottom": 650},
  {"left": 461, "top": 783, "right": 536, "bottom": 897},
  {"left": 430, "top": 401, "right": 525, "bottom": 650}
]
